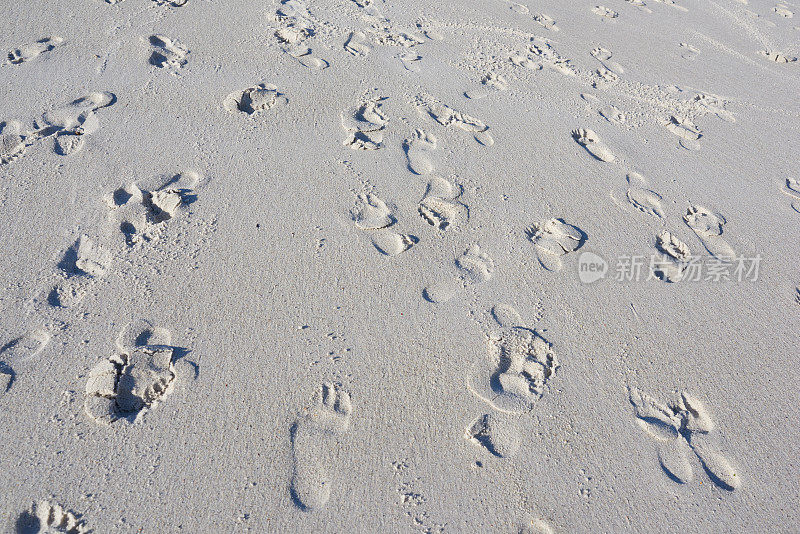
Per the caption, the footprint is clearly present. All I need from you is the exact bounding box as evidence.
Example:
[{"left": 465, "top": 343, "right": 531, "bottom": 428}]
[
  {"left": 664, "top": 115, "right": 702, "bottom": 150},
  {"left": 465, "top": 413, "right": 520, "bottom": 457},
  {"left": 625, "top": 0, "right": 653, "bottom": 13},
  {"left": 465, "top": 72, "right": 508, "bottom": 100},
  {"left": 652, "top": 230, "right": 692, "bottom": 282},
  {"left": 0, "top": 120, "right": 32, "bottom": 164},
  {"left": 273, "top": 0, "right": 329, "bottom": 69},
  {"left": 594, "top": 67, "right": 620, "bottom": 86},
  {"left": 372, "top": 232, "right": 419, "bottom": 256},
  {"left": 417, "top": 176, "right": 468, "bottom": 231},
  {"left": 781, "top": 177, "right": 800, "bottom": 213},
  {"left": 532, "top": 13, "right": 560, "bottom": 32},
  {"left": 290, "top": 383, "right": 352, "bottom": 511},
  {"left": 694, "top": 93, "right": 735, "bottom": 123},
  {"left": 625, "top": 172, "right": 663, "bottom": 218},
  {"left": 16, "top": 500, "right": 89, "bottom": 534},
  {"left": 592, "top": 5, "right": 620, "bottom": 19},
  {"left": 525, "top": 40, "right": 576, "bottom": 76},
  {"left": 652, "top": 0, "right": 688, "bottom": 11},
  {"left": 37, "top": 91, "right": 116, "bottom": 156},
  {"left": 680, "top": 42, "right": 700, "bottom": 60},
  {"left": 773, "top": 3, "right": 793, "bottom": 17},
  {"left": 491, "top": 303, "right": 525, "bottom": 328},
  {"left": 148, "top": 35, "right": 189, "bottom": 71},
  {"left": 423, "top": 244, "right": 493, "bottom": 303},
  {"left": 599, "top": 104, "right": 626, "bottom": 125},
  {"left": 456, "top": 244, "right": 495, "bottom": 284},
  {"left": 0, "top": 328, "right": 50, "bottom": 390},
  {"left": 504, "top": 0, "right": 530, "bottom": 14},
  {"left": 519, "top": 516, "right": 555, "bottom": 534},
  {"left": 572, "top": 128, "right": 615, "bottom": 162},
  {"left": 468, "top": 326, "right": 557, "bottom": 414},
  {"left": 629, "top": 387, "right": 740, "bottom": 490},
  {"left": 526, "top": 218, "right": 587, "bottom": 271},
  {"left": 84, "top": 321, "right": 177, "bottom": 425},
  {"left": 341, "top": 98, "right": 388, "bottom": 150},
  {"left": 760, "top": 50, "right": 798, "bottom": 63},
  {"left": 684, "top": 205, "right": 736, "bottom": 259},
  {"left": 350, "top": 193, "right": 395, "bottom": 230},
  {"left": 403, "top": 128, "right": 437, "bottom": 175},
  {"left": 49, "top": 235, "right": 112, "bottom": 308},
  {"left": 396, "top": 52, "right": 422, "bottom": 72},
  {"left": 414, "top": 96, "right": 493, "bottom": 146},
  {"left": 344, "top": 31, "right": 372, "bottom": 56},
  {"left": 590, "top": 46, "right": 624, "bottom": 74},
  {"left": 223, "top": 83, "right": 288, "bottom": 115},
  {"left": 350, "top": 191, "right": 416, "bottom": 255},
  {"left": 6, "top": 36, "right": 63, "bottom": 65},
  {"left": 105, "top": 170, "right": 203, "bottom": 247}
]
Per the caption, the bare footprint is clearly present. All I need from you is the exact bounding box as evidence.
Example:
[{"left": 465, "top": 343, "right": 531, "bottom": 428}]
[
  {"left": 16, "top": 500, "right": 89, "bottom": 534},
  {"left": 774, "top": 3, "right": 794, "bottom": 17},
  {"left": 0, "top": 329, "right": 50, "bottom": 396},
  {"left": 414, "top": 96, "right": 493, "bottom": 146},
  {"left": 684, "top": 205, "right": 736, "bottom": 259},
  {"left": 417, "top": 176, "right": 468, "bottom": 231},
  {"left": 0, "top": 329, "right": 50, "bottom": 366},
  {"left": 403, "top": 128, "right": 437, "bottom": 175},
  {"left": 468, "top": 325, "right": 558, "bottom": 414},
  {"left": 626, "top": 0, "right": 653, "bottom": 12},
  {"left": 572, "top": 128, "right": 615, "bottom": 162},
  {"left": 465, "top": 72, "right": 508, "bottom": 100},
  {"left": 532, "top": 13, "right": 560, "bottom": 32},
  {"left": 519, "top": 516, "right": 555, "bottom": 534},
  {"left": 759, "top": 50, "right": 798, "bottom": 63},
  {"left": 679, "top": 42, "right": 700, "bottom": 60},
  {"left": 396, "top": 51, "right": 422, "bottom": 72},
  {"left": 423, "top": 245, "right": 493, "bottom": 303},
  {"left": 49, "top": 235, "right": 112, "bottom": 308},
  {"left": 290, "top": 383, "right": 352, "bottom": 511},
  {"left": 350, "top": 193, "right": 395, "bottom": 230},
  {"left": 625, "top": 172, "right": 664, "bottom": 218},
  {"left": 526, "top": 218, "right": 587, "bottom": 271},
  {"left": 465, "top": 412, "right": 520, "bottom": 457},
  {"left": 781, "top": 177, "right": 800, "bottom": 213},
  {"left": 344, "top": 31, "right": 372, "bottom": 56},
  {"left": 147, "top": 35, "right": 189, "bottom": 72},
  {"left": 599, "top": 104, "right": 626, "bottom": 125},
  {"left": 38, "top": 91, "right": 116, "bottom": 156},
  {"left": 6, "top": 36, "right": 63, "bottom": 65},
  {"left": 590, "top": 46, "right": 624, "bottom": 74},
  {"left": 592, "top": 5, "right": 620, "bottom": 19},
  {"left": 652, "top": 230, "right": 692, "bottom": 282},
  {"left": 341, "top": 97, "right": 388, "bottom": 150},
  {"left": 350, "top": 192, "right": 417, "bottom": 255},
  {"left": 629, "top": 387, "right": 741, "bottom": 490},
  {"left": 272, "top": 0, "right": 329, "bottom": 69},
  {"left": 372, "top": 232, "right": 419, "bottom": 256},
  {"left": 84, "top": 321, "right": 177, "bottom": 425},
  {"left": 513, "top": 40, "right": 576, "bottom": 77},
  {"left": 0, "top": 120, "right": 32, "bottom": 164},
  {"left": 223, "top": 83, "right": 288, "bottom": 115},
  {"left": 664, "top": 115, "right": 702, "bottom": 150}
]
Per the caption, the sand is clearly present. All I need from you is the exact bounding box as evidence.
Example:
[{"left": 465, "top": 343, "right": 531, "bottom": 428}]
[{"left": 1, "top": 0, "right": 799, "bottom": 532}]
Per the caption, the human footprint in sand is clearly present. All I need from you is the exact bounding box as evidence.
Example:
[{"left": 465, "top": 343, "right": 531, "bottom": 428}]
[
  {"left": 290, "top": 383, "right": 353, "bottom": 511},
  {"left": 465, "top": 305, "right": 558, "bottom": 458}
]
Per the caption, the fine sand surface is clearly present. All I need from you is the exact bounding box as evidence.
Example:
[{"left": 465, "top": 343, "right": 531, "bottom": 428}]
[{"left": 1, "top": 0, "right": 799, "bottom": 532}]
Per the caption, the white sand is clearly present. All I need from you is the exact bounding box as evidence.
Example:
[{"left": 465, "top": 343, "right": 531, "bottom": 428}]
[{"left": 1, "top": 0, "right": 799, "bottom": 531}]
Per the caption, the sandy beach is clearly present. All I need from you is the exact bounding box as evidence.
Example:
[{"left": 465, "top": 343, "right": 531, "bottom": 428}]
[{"left": 1, "top": 0, "right": 799, "bottom": 532}]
